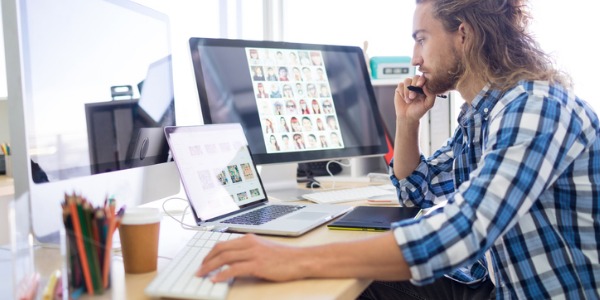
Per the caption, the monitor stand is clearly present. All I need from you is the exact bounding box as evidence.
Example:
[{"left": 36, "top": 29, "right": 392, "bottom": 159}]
[{"left": 258, "top": 163, "right": 308, "bottom": 201}]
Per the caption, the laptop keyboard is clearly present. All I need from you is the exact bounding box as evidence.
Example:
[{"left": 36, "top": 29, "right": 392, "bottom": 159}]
[
  {"left": 222, "top": 204, "right": 305, "bottom": 225},
  {"left": 145, "top": 230, "right": 243, "bottom": 299}
]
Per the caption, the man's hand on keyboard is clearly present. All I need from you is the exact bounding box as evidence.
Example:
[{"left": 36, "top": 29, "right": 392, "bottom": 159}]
[{"left": 196, "top": 234, "right": 307, "bottom": 283}]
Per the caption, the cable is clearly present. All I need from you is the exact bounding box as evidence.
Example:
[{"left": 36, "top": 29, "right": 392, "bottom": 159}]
[
  {"left": 160, "top": 197, "right": 217, "bottom": 231},
  {"left": 299, "top": 162, "right": 321, "bottom": 189},
  {"left": 310, "top": 158, "right": 352, "bottom": 190}
]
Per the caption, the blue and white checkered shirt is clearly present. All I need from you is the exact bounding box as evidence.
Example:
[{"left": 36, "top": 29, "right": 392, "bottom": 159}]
[{"left": 390, "top": 81, "right": 600, "bottom": 299}]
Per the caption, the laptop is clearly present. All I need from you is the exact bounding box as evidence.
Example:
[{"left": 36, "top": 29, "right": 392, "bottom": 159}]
[{"left": 164, "top": 123, "right": 353, "bottom": 236}]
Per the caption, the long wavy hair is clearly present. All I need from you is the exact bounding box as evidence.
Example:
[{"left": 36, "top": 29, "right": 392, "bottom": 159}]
[{"left": 417, "top": 0, "right": 571, "bottom": 91}]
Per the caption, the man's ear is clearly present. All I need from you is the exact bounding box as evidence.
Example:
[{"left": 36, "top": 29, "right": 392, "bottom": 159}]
[{"left": 457, "top": 23, "right": 469, "bottom": 44}]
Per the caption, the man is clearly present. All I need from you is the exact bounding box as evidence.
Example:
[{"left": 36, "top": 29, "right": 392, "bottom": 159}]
[{"left": 197, "top": 0, "right": 600, "bottom": 299}]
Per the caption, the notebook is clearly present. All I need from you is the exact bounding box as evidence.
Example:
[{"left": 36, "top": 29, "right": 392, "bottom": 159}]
[
  {"left": 327, "top": 206, "right": 421, "bottom": 232},
  {"left": 164, "top": 124, "right": 352, "bottom": 236}
]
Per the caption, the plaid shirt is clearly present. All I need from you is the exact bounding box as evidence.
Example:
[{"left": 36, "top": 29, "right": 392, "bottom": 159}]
[{"left": 390, "top": 81, "right": 600, "bottom": 299}]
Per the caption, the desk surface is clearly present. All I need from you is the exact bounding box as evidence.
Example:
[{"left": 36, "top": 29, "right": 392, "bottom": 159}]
[
  {"left": 25, "top": 179, "right": 391, "bottom": 300},
  {"left": 32, "top": 223, "right": 377, "bottom": 300}
]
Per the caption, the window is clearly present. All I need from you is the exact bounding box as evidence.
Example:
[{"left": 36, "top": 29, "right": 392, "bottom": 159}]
[
  {"left": 280, "top": 1, "right": 600, "bottom": 116},
  {"left": 282, "top": 0, "right": 416, "bottom": 58},
  {"left": 530, "top": 0, "right": 600, "bottom": 113}
]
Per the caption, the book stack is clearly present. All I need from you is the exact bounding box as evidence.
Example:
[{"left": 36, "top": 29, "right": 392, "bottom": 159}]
[{"left": 61, "top": 193, "right": 125, "bottom": 295}]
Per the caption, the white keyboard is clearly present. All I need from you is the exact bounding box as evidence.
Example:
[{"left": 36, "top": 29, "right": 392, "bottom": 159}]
[
  {"left": 145, "top": 230, "right": 243, "bottom": 300},
  {"left": 302, "top": 185, "right": 395, "bottom": 204}
]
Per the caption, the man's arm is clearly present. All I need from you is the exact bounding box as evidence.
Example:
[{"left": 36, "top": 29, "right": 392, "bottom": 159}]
[
  {"left": 392, "top": 76, "right": 437, "bottom": 179},
  {"left": 393, "top": 117, "right": 421, "bottom": 179},
  {"left": 197, "top": 232, "right": 411, "bottom": 282}
]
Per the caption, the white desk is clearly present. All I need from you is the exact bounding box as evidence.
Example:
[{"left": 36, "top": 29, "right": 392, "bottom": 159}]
[
  {"left": 30, "top": 222, "right": 377, "bottom": 300},
  {"left": 4, "top": 178, "right": 387, "bottom": 299}
]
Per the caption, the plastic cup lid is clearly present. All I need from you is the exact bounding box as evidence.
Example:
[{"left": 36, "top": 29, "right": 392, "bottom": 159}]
[{"left": 120, "top": 207, "right": 162, "bottom": 225}]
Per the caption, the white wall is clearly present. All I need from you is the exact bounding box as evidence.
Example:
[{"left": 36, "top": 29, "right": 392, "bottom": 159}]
[
  {"left": 0, "top": 101, "right": 8, "bottom": 143},
  {"left": 282, "top": 0, "right": 416, "bottom": 58},
  {"left": 529, "top": 0, "right": 600, "bottom": 114},
  {"left": 0, "top": 4, "right": 8, "bottom": 145},
  {"left": 0, "top": 4, "right": 6, "bottom": 99}
]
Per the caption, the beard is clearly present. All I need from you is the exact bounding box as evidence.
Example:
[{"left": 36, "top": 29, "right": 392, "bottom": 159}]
[{"left": 424, "top": 47, "right": 465, "bottom": 95}]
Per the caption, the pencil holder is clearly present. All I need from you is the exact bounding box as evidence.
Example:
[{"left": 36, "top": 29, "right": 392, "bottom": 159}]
[
  {"left": 62, "top": 225, "right": 111, "bottom": 296},
  {"left": 61, "top": 193, "right": 124, "bottom": 296}
]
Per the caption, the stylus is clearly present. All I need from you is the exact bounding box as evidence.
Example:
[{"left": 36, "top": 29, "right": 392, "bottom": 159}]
[
  {"left": 407, "top": 85, "right": 448, "bottom": 99},
  {"left": 407, "top": 85, "right": 425, "bottom": 94}
]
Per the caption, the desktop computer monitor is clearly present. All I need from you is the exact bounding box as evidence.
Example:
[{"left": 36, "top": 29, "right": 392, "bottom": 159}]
[
  {"left": 189, "top": 38, "right": 388, "bottom": 199},
  {"left": 2, "top": 0, "right": 180, "bottom": 242}
]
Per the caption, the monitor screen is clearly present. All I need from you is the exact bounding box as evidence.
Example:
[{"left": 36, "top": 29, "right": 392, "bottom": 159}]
[
  {"left": 189, "top": 38, "right": 388, "bottom": 166},
  {"left": 3, "top": 0, "right": 180, "bottom": 241},
  {"left": 21, "top": 6, "right": 175, "bottom": 181}
]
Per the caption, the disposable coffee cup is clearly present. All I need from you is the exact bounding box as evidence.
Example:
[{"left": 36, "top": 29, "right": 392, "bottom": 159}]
[{"left": 119, "top": 207, "right": 161, "bottom": 273}]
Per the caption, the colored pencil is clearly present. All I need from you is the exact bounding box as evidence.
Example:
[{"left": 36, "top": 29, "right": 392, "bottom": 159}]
[
  {"left": 80, "top": 201, "right": 102, "bottom": 294},
  {"left": 67, "top": 194, "right": 94, "bottom": 295}
]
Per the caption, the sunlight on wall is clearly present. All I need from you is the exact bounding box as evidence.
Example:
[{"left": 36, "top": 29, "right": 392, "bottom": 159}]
[
  {"left": 282, "top": 0, "right": 416, "bottom": 57},
  {"left": 530, "top": 0, "right": 600, "bottom": 112},
  {"left": 281, "top": 1, "right": 600, "bottom": 116}
]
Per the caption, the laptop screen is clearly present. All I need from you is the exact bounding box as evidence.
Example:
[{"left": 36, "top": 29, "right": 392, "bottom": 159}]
[{"left": 164, "top": 124, "right": 268, "bottom": 221}]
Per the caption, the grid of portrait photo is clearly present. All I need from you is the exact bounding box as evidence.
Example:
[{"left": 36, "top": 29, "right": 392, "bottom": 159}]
[
  {"left": 190, "top": 142, "right": 265, "bottom": 204},
  {"left": 246, "top": 47, "right": 345, "bottom": 153}
]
